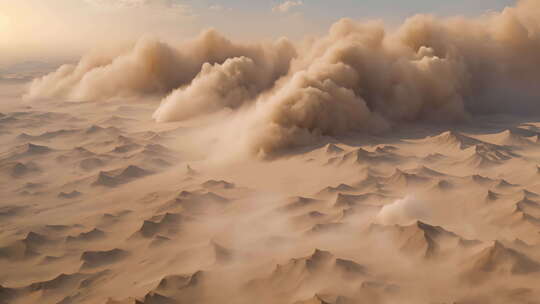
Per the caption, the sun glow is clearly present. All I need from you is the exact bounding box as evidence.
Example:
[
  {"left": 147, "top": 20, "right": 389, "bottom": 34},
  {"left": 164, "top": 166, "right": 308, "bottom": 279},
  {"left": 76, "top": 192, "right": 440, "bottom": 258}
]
[{"left": 0, "top": 12, "right": 11, "bottom": 29}]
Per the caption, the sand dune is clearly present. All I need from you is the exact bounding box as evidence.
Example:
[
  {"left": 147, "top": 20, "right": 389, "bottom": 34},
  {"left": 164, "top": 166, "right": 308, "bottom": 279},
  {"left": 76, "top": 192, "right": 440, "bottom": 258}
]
[
  {"left": 465, "top": 241, "right": 540, "bottom": 282},
  {"left": 324, "top": 144, "right": 345, "bottom": 155},
  {"left": 0, "top": 232, "right": 49, "bottom": 261},
  {"left": 134, "top": 213, "right": 185, "bottom": 238},
  {"left": 317, "top": 184, "right": 357, "bottom": 196},
  {"left": 79, "top": 158, "right": 106, "bottom": 171},
  {"left": 3, "top": 143, "right": 52, "bottom": 160},
  {"left": 338, "top": 148, "right": 404, "bottom": 166},
  {"left": 66, "top": 228, "right": 106, "bottom": 243},
  {"left": 334, "top": 193, "right": 385, "bottom": 209},
  {"left": 486, "top": 190, "right": 501, "bottom": 202},
  {"left": 81, "top": 248, "right": 129, "bottom": 269},
  {"left": 58, "top": 190, "right": 82, "bottom": 199},
  {"left": 423, "top": 131, "right": 483, "bottom": 150},
  {"left": 2, "top": 161, "right": 41, "bottom": 178},
  {"left": 201, "top": 180, "right": 235, "bottom": 190},
  {"left": 92, "top": 165, "right": 153, "bottom": 187},
  {"left": 484, "top": 129, "right": 537, "bottom": 147}
]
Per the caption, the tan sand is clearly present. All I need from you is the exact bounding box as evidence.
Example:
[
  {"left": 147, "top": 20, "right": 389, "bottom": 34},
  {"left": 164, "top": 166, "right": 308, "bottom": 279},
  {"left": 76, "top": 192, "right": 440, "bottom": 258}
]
[{"left": 2, "top": 1, "right": 540, "bottom": 303}]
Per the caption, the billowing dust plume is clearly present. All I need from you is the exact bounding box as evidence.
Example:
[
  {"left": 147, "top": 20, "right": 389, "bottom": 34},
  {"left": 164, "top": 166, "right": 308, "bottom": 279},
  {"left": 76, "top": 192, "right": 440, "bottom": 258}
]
[
  {"left": 26, "top": 0, "right": 540, "bottom": 157},
  {"left": 376, "top": 196, "right": 431, "bottom": 226},
  {"left": 24, "top": 30, "right": 296, "bottom": 104}
]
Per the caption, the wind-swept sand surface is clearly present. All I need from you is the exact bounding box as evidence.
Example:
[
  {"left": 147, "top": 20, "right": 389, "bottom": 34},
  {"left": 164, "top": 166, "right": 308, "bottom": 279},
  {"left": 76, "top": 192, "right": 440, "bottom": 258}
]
[
  {"left": 2, "top": 81, "right": 540, "bottom": 304},
  {"left": 3, "top": 1, "right": 540, "bottom": 303}
]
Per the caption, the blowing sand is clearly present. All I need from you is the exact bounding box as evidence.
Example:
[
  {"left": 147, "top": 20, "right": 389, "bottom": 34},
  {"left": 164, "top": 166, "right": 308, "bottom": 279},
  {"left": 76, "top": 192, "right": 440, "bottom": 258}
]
[
  {"left": 2, "top": 1, "right": 540, "bottom": 303},
  {"left": 3, "top": 80, "right": 540, "bottom": 303}
]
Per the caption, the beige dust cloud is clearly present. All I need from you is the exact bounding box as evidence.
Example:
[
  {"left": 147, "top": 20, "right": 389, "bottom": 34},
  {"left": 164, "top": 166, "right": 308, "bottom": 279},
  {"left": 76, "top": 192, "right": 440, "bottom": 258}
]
[{"left": 25, "top": 0, "right": 540, "bottom": 157}]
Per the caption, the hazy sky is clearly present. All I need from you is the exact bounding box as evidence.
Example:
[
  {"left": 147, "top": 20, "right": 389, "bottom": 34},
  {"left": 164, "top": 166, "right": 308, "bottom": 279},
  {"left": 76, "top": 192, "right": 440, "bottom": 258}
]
[{"left": 0, "top": 0, "right": 516, "bottom": 66}]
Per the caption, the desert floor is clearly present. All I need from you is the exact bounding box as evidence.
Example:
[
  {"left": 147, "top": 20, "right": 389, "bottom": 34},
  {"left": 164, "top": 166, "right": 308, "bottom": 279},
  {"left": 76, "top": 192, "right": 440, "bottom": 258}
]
[{"left": 2, "top": 83, "right": 540, "bottom": 304}]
